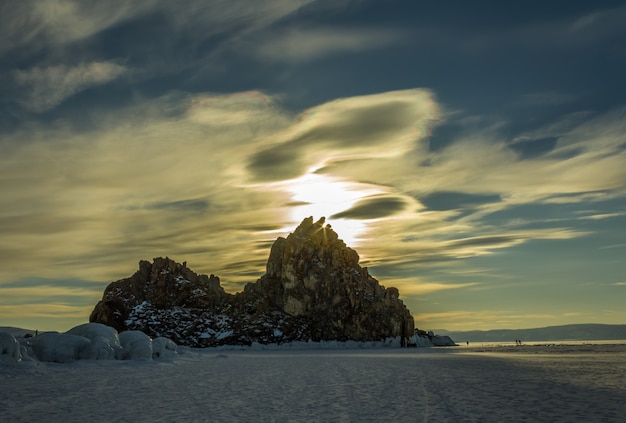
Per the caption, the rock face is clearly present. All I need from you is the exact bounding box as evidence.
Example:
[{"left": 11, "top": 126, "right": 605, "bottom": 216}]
[
  {"left": 90, "top": 217, "right": 415, "bottom": 347},
  {"left": 89, "top": 257, "right": 227, "bottom": 333}
]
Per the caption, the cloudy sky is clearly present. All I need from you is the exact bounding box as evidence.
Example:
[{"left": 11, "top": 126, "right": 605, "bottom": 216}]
[{"left": 1, "top": 0, "right": 626, "bottom": 332}]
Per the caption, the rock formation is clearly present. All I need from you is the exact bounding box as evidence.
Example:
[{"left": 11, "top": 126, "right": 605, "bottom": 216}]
[{"left": 90, "top": 217, "right": 415, "bottom": 347}]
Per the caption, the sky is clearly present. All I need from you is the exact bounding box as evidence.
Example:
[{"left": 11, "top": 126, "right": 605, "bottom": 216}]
[{"left": 1, "top": 0, "right": 626, "bottom": 332}]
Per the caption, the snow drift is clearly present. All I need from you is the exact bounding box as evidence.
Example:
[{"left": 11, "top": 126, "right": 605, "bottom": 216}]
[
  {"left": 15, "top": 323, "right": 177, "bottom": 363},
  {"left": 0, "top": 331, "right": 21, "bottom": 362}
]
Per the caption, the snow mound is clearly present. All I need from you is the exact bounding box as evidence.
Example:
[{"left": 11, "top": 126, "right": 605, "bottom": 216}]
[
  {"left": 3, "top": 323, "right": 178, "bottom": 364},
  {"left": 66, "top": 322, "right": 120, "bottom": 344},
  {"left": 66, "top": 322, "right": 122, "bottom": 360},
  {"left": 32, "top": 332, "right": 91, "bottom": 363},
  {"left": 119, "top": 330, "right": 153, "bottom": 360},
  {"left": 152, "top": 337, "right": 177, "bottom": 359},
  {"left": 0, "top": 331, "right": 22, "bottom": 362}
]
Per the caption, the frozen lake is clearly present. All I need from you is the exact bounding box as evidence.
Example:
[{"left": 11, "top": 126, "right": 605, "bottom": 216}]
[{"left": 2, "top": 344, "right": 626, "bottom": 422}]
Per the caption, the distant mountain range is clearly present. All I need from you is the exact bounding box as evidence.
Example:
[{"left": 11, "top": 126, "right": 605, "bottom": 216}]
[{"left": 436, "top": 324, "right": 626, "bottom": 342}]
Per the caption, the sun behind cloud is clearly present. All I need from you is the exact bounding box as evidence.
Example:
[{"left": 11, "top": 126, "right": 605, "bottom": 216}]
[{"left": 281, "top": 173, "right": 384, "bottom": 246}]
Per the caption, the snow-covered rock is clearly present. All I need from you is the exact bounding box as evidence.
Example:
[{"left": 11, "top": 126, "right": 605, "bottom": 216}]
[
  {"left": 32, "top": 332, "right": 91, "bottom": 363},
  {"left": 410, "top": 334, "right": 435, "bottom": 347},
  {"left": 430, "top": 335, "right": 456, "bottom": 346},
  {"left": 119, "top": 330, "right": 153, "bottom": 360},
  {"left": 0, "top": 331, "right": 21, "bottom": 362}
]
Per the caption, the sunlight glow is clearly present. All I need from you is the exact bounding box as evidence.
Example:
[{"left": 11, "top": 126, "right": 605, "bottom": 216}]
[{"left": 283, "top": 174, "right": 383, "bottom": 246}]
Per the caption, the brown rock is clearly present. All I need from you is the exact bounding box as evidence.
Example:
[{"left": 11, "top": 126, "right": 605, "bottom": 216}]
[{"left": 90, "top": 257, "right": 227, "bottom": 335}]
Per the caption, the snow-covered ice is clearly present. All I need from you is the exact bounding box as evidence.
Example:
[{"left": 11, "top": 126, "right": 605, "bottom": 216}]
[{"left": 2, "top": 338, "right": 625, "bottom": 422}]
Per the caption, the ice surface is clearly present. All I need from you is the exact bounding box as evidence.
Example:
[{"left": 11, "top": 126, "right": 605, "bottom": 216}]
[{"left": 2, "top": 340, "right": 625, "bottom": 422}]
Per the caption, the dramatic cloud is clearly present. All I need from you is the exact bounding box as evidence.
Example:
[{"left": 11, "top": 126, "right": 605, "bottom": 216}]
[
  {"left": 2, "top": 3, "right": 626, "bottom": 326},
  {"left": 3, "top": 1, "right": 626, "bottom": 334},
  {"left": 247, "top": 89, "right": 440, "bottom": 181},
  {"left": 2, "top": 87, "right": 624, "bottom": 318},
  {"left": 0, "top": 91, "right": 294, "bottom": 288}
]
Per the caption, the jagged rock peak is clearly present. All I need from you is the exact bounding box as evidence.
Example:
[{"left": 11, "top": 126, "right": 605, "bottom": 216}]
[
  {"left": 266, "top": 216, "right": 358, "bottom": 279},
  {"left": 292, "top": 216, "right": 340, "bottom": 245}
]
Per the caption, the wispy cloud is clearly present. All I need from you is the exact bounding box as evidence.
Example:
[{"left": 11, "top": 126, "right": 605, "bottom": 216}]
[
  {"left": 1, "top": 0, "right": 320, "bottom": 106},
  {"left": 600, "top": 243, "right": 626, "bottom": 250},
  {"left": 579, "top": 212, "right": 625, "bottom": 220},
  {"left": 514, "top": 91, "right": 578, "bottom": 108},
  {"left": 416, "top": 4, "right": 626, "bottom": 54},
  {"left": 0, "top": 1, "right": 315, "bottom": 54},
  {"left": 249, "top": 27, "right": 403, "bottom": 63},
  {"left": 0, "top": 304, "right": 93, "bottom": 318},
  {"left": 14, "top": 61, "right": 127, "bottom": 112},
  {"left": 0, "top": 1, "right": 151, "bottom": 54},
  {"left": 385, "top": 279, "right": 480, "bottom": 296}
]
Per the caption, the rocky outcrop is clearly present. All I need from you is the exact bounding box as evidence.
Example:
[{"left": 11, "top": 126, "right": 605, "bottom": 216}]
[
  {"left": 90, "top": 217, "right": 415, "bottom": 347},
  {"left": 89, "top": 258, "right": 227, "bottom": 333}
]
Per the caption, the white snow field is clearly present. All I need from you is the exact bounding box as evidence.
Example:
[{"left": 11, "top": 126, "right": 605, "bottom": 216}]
[{"left": 2, "top": 341, "right": 626, "bottom": 422}]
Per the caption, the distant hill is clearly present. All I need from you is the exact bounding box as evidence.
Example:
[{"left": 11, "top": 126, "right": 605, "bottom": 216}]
[{"left": 436, "top": 324, "right": 626, "bottom": 342}]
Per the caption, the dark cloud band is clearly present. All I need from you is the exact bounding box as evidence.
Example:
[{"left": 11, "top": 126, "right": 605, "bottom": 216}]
[{"left": 332, "top": 196, "right": 407, "bottom": 220}]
